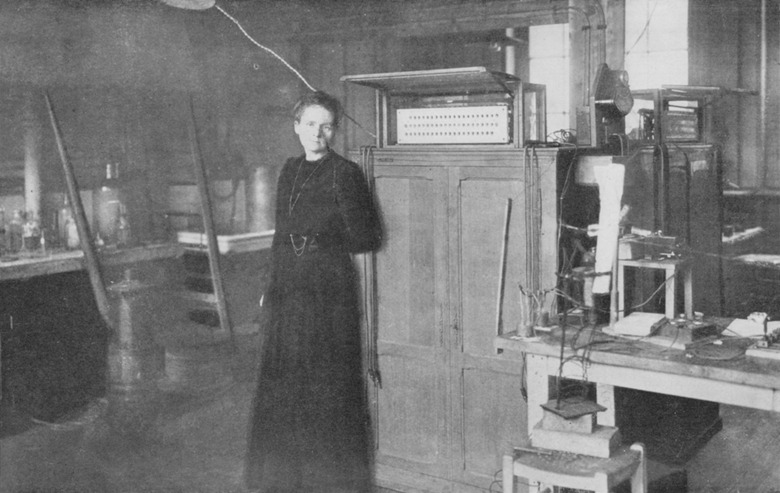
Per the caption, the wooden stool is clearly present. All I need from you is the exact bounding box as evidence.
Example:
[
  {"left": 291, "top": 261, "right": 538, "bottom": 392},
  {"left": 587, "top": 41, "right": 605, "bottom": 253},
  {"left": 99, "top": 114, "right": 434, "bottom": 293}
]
[
  {"left": 503, "top": 443, "right": 646, "bottom": 493},
  {"left": 618, "top": 258, "right": 693, "bottom": 320}
]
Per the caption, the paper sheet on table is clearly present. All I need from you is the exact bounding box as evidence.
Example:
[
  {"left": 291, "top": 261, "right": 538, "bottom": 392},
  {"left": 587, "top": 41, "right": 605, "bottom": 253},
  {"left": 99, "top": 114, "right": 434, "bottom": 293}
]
[
  {"left": 593, "top": 163, "right": 625, "bottom": 294},
  {"left": 725, "top": 319, "right": 780, "bottom": 338}
]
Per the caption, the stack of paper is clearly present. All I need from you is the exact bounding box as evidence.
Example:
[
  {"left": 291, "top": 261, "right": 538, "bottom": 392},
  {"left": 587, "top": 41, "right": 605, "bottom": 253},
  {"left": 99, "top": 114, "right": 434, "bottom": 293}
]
[
  {"left": 725, "top": 318, "right": 780, "bottom": 338},
  {"left": 611, "top": 312, "right": 667, "bottom": 337}
]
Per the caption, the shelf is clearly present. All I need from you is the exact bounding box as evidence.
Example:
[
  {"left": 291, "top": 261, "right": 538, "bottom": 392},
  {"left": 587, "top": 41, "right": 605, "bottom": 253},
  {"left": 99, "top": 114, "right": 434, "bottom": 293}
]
[
  {"left": 0, "top": 243, "right": 183, "bottom": 282},
  {"left": 724, "top": 188, "right": 780, "bottom": 199}
]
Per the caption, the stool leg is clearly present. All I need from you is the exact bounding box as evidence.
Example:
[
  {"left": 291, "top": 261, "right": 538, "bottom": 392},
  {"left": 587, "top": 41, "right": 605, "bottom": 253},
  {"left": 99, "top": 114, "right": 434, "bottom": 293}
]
[
  {"left": 618, "top": 263, "right": 626, "bottom": 319},
  {"left": 502, "top": 454, "right": 514, "bottom": 493},
  {"left": 664, "top": 266, "right": 676, "bottom": 320},
  {"left": 684, "top": 265, "right": 693, "bottom": 319},
  {"left": 593, "top": 471, "right": 609, "bottom": 493},
  {"left": 630, "top": 443, "right": 647, "bottom": 493},
  {"left": 596, "top": 383, "right": 616, "bottom": 426}
]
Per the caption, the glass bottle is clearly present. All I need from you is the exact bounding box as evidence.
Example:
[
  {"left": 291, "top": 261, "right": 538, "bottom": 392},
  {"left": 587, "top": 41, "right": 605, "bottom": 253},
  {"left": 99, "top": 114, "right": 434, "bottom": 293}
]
[
  {"left": 7, "top": 210, "right": 24, "bottom": 253},
  {"left": 66, "top": 213, "right": 80, "bottom": 250},
  {"left": 0, "top": 208, "right": 6, "bottom": 254},
  {"left": 22, "top": 211, "right": 41, "bottom": 251},
  {"left": 57, "top": 196, "right": 71, "bottom": 248},
  {"left": 94, "top": 163, "right": 121, "bottom": 245},
  {"left": 117, "top": 211, "right": 132, "bottom": 248}
]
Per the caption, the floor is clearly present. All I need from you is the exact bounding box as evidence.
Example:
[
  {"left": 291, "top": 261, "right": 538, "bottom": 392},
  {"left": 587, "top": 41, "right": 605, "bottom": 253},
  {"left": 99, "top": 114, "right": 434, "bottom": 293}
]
[
  {"left": 2, "top": 328, "right": 780, "bottom": 493},
  {"left": 1, "top": 330, "right": 260, "bottom": 493}
]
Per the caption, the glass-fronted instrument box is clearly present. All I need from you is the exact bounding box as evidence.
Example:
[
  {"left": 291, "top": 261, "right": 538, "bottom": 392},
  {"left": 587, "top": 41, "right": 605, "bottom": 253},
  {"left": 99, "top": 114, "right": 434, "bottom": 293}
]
[{"left": 341, "top": 66, "right": 546, "bottom": 148}]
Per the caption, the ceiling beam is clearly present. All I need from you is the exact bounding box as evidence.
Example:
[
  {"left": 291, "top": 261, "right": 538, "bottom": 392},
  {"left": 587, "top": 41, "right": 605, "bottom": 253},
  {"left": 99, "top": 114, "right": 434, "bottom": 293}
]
[{"left": 265, "top": 0, "right": 572, "bottom": 40}]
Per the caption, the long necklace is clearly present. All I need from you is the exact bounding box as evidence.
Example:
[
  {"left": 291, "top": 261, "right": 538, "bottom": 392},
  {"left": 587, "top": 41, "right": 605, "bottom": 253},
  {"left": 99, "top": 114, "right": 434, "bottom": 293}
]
[{"left": 288, "top": 154, "right": 328, "bottom": 216}]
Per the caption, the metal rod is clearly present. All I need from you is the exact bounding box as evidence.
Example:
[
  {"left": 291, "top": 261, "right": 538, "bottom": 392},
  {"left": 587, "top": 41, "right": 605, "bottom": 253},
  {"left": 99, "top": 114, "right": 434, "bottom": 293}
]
[
  {"left": 186, "top": 95, "right": 235, "bottom": 347},
  {"left": 496, "top": 198, "right": 513, "bottom": 336},
  {"left": 44, "top": 92, "right": 113, "bottom": 333},
  {"left": 504, "top": 28, "right": 517, "bottom": 75},
  {"left": 760, "top": 0, "right": 768, "bottom": 185},
  {"left": 556, "top": 281, "right": 568, "bottom": 410},
  {"left": 609, "top": 235, "right": 619, "bottom": 329}
]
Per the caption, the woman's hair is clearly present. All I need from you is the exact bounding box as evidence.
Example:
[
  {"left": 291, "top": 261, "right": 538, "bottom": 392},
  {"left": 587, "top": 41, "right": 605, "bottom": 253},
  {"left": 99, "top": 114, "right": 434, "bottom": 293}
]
[{"left": 292, "top": 91, "right": 343, "bottom": 128}]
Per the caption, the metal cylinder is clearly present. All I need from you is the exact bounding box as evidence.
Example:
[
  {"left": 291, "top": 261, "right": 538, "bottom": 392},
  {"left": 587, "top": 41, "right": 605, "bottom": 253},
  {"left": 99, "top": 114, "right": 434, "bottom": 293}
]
[
  {"left": 106, "top": 271, "right": 164, "bottom": 392},
  {"left": 245, "top": 165, "right": 275, "bottom": 232},
  {"left": 23, "top": 92, "right": 42, "bottom": 224}
]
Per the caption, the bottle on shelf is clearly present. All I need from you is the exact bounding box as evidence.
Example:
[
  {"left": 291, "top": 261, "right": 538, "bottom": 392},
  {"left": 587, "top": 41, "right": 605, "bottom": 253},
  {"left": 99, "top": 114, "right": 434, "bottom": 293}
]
[
  {"left": 7, "top": 210, "right": 24, "bottom": 253},
  {"left": 40, "top": 228, "right": 47, "bottom": 256},
  {"left": 117, "top": 208, "right": 132, "bottom": 248},
  {"left": 94, "top": 162, "right": 121, "bottom": 246},
  {"left": 22, "top": 211, "right": 41, "bottom": 252},
  {"left": 65, "top": 213, "right": 80, "bottom": 250},
  {"left": 57, "top": 196, "right": 71, "bottom": 248},
  {"left": 0, "top": 208, "right": 6, "bottom": 254}
]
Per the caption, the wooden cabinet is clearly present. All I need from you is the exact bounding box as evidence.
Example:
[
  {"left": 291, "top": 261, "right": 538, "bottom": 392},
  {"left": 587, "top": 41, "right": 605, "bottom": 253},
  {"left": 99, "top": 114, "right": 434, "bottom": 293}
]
[{"left": 356, "top": 147, "right": 573, "bottom": 492}]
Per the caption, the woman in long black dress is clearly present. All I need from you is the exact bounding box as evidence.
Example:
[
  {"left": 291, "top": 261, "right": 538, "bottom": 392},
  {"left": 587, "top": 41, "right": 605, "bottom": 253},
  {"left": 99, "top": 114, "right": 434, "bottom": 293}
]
[{"left": 245, "top": 91, "right": 381, "bottom": 492}]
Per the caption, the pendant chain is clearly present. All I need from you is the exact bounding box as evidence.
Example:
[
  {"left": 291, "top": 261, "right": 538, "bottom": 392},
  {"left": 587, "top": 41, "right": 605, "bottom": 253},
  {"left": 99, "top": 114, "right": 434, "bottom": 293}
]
[
  {"left": 290, "top": 234, "right": 307, "bottom": 256},
  {"left": 288, "top": 155, "right": 327, "bottom": 216}
]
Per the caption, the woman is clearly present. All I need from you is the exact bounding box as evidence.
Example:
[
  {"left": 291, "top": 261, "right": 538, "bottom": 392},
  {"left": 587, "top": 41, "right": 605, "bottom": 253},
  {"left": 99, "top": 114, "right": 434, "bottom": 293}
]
[{"left": 245, "top": 91, "right": 381, "bottom": 492}]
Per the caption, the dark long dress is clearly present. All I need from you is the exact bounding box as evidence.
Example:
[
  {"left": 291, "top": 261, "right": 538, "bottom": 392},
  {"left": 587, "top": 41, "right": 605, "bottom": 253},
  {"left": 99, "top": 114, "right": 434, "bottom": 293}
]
[{"left": 245, "top": 150, "right": 381, "bottom": 492}]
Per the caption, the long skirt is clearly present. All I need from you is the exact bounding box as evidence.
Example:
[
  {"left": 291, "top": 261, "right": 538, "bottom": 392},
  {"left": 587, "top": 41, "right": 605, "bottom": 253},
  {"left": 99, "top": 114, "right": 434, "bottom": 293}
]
[{"left": 245, "top": 251, "right": 371, "bottom": 492}]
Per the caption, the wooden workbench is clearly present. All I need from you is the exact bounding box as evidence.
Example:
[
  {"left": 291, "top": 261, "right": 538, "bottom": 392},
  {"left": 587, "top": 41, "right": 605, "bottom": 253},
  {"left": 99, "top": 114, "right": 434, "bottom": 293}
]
[
  {"left": 495, "top": 326, "right": 780, "bottom": 435},
  {"left": 0, "top": 243, "right": 183, "bottom": 282}
]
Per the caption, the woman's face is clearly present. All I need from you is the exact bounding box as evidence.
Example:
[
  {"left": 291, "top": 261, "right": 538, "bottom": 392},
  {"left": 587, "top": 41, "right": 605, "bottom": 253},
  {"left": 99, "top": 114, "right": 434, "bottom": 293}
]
[{"left": 293, "top": 104, "right": 336, "bottom": 159}]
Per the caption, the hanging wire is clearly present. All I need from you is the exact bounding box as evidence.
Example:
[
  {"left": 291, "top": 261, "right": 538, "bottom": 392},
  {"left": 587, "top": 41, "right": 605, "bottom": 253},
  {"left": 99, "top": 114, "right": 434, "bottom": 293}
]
[
  {"left": 213, "top": 5, "right": 377, "bottom": 139},
  {"left": 214, "top": 5, "right": 316, "bottom": 92},
  {"left": 625, "top": 0, "right": 660, "bottom": 56}
]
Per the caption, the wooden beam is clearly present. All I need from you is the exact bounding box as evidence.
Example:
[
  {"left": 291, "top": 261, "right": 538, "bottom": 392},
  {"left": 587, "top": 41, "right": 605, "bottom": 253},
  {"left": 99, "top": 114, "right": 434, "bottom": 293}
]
[
  {"left": 45, "top": 91, "right": 113, "bottom": 334},
  {"left": 292, "top": 0, "right": 571, "bottom": 39}
]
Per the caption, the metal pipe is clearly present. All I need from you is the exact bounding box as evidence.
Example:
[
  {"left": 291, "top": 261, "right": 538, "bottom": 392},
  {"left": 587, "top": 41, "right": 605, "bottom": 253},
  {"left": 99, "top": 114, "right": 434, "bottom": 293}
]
[
  {"left": 505, "top": 28, "right": 517, "bottom": 75},
  {"left": 586, "top": 0, "right": 607, "bottom": 66},
  {"left": 760, "top": 0, "right": 768, "bottom": 185},
  {"left": 23, "top": 93, "right": 42, "bottom": 224}
]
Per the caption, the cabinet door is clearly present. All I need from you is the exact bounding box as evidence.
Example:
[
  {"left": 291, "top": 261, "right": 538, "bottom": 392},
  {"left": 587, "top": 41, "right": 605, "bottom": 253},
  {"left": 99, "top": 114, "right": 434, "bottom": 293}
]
[
  {"left": 370, "top": 163, "right": 452, "bottom": 482},
  {"left": 448, "top": 154, "right": 558, "bottom": 488}
]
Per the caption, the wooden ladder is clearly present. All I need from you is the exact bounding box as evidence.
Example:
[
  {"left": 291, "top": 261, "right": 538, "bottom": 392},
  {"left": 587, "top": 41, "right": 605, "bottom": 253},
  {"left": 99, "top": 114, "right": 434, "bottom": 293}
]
[{"left": 179, "top": 98, "right": 234, "bottom": 346}]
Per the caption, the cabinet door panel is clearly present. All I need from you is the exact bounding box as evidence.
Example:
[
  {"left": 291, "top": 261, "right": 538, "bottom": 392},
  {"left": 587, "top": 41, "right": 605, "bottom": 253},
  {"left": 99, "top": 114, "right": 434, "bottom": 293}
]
[
  {"left": 375, "top": 170, "right": 442, "bottom": 346},
  {"left": 371, "top": 165, "right": 450, "bottom": 477},
  {"left": 449, "top": 154, "right": 559, "bottom": 487},
  {"left": 455, "top": 169, "right": 528, "bottom": 355},
  {"left": 460, "top": 366, "right": 527, "bottom": 479},
  {"left": 375, "top": 354, "right": 447, "bottom": 466}
]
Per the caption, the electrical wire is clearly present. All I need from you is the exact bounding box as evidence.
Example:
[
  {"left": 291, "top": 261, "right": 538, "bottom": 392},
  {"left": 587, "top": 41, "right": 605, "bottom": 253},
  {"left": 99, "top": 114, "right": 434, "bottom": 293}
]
[
  {"left": 213, "top": 4, "right": 377, "bottom": 139},
  {"left": 214, "top": 5, "right": 316, "bottom": 92},
  {"left": 625, "top": 0, "right": 660, "bottom": 56}
]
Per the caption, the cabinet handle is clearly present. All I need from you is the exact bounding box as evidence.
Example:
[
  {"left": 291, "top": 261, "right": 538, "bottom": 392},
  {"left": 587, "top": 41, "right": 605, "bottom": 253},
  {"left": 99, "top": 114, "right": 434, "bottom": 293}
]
[{"left": 376, "top": 157, "right": 394, "bottom": 162}]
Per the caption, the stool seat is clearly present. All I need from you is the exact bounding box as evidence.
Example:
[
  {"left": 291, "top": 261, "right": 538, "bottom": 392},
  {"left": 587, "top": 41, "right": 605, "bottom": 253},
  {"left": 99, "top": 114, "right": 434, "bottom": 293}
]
[{"left": 503, "top": 443, "right": 646, "bottom": 493}]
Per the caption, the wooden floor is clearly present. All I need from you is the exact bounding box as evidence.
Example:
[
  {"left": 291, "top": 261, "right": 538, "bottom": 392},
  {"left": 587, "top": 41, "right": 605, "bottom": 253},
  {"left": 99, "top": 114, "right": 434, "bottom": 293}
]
[
  {"left": 2, "top": 330, "right": 780, "bottom": 492},
  {"left": 686, "top": 405, "right": 780, "bottom": 492}
]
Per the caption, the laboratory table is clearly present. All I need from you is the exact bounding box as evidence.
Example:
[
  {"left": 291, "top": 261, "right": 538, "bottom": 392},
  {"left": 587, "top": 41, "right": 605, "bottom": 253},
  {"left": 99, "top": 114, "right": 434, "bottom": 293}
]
[
  {"left": 495, "top": 326, "right": 780, "bottom": 434},
  {"left": 0, "top": 243, "right": 183, "bottom": 282}
]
